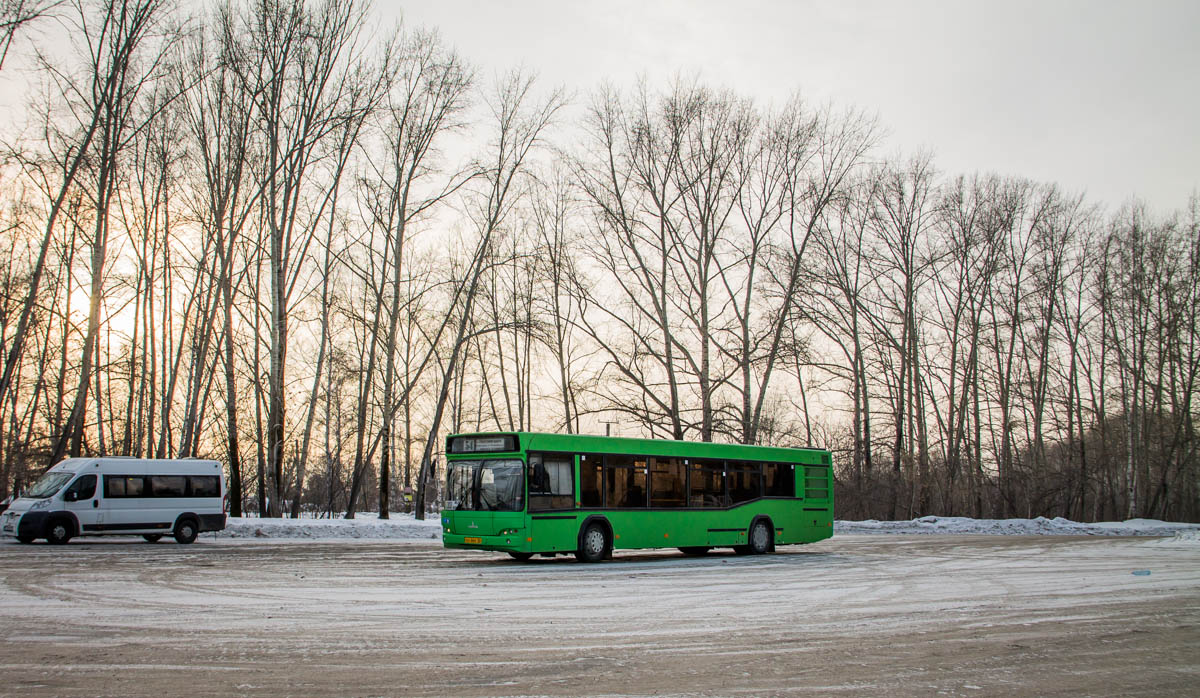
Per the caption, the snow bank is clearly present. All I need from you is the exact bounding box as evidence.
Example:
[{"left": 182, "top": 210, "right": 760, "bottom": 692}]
[
  {"left": 1160, "top": 528, "right": 1200, "bottom": 545},
  {"left": 202, "top": 512, "right": 1197, "bottom": 541},
  {"left": 212, "top": 512, "right": 441, "bottom": 540},
  {"left": 836, "top": 515, "right": 1200, "bottom": 537}
]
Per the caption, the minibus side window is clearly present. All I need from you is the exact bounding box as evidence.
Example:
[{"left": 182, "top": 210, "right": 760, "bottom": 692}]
[
  {"left": 150, "top": 476, "right": 186, "bottom": 497},
  {"left": 105, "top": 476, "right": 146, "bottom": 498},
  {"left": 65, "top": 474, "right": 96, "bottom": 501},
  {"left": 189, "top": 476, "right": 220, "bottom": 497}
]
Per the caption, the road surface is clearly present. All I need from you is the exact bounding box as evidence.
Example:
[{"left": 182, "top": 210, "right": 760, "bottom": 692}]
[{"left": 1, "top": 534, "right": 1197, "bottom": 696}]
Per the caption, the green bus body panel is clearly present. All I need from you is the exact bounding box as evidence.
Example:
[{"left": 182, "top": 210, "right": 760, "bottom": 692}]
[{"left": 441, "top": 432, "right": 833, "bottom": 555}]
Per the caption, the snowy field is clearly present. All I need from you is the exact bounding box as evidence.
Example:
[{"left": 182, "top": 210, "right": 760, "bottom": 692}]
[{"left": 1, "top": 518, "right": 1198, "bottom": 696}]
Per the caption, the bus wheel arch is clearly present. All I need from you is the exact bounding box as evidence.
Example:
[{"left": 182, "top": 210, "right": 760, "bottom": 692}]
[
  {"left": 748, "top": 516, "right": 774, "bottom": 555},
  {"left": 575, "top": 516, "right": 612, "bottom": 563},
  {"left": 173, "top": 515, "right": 200, "bottom": 544}
]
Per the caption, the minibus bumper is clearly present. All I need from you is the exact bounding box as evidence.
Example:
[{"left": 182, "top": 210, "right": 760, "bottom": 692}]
[
  {"left": 2, "top": 510, "right": 46, "bottom": 539},
  {"left": 198, "top": 513, "right": 227, "bottom": 532}
]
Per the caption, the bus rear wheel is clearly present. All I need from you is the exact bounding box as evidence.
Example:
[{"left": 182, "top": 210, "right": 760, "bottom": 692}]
[
  {"left": 575, "top": 523, "right": 609, "bottom": 563},
  {"left": 507, "top": 552, "right": 534, "bottom": 561},
  {"left": 749, "top": 520, "right": 772, "bottom": 554},
  {"left": 678, "top": 546, "right": 710, "bottom": 556}
]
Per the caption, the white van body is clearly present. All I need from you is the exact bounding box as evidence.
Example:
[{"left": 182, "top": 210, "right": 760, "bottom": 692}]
[{"left": 1, "top": 458, "right": 226, "bottom": 544}]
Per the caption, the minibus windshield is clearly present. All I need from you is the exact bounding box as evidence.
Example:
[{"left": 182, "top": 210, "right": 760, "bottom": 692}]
[{"left": 24, "top": 471, "right": 74, "bottom": 499}]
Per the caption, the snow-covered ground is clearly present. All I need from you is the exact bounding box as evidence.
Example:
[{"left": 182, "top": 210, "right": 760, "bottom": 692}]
[
  {"left": 211, "top": 511, "right": 1200, "bottom": 542},
  {"left": 835, "top": 515, "right": 1200, "bottom": 538},
  {"left": 2, "top": 530, "right": 1197, "bottom": 696}
]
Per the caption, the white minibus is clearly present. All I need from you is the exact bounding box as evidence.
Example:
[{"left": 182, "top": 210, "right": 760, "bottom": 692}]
[{"left": 1, "top": 458, "right": 226, "bottom": 544}]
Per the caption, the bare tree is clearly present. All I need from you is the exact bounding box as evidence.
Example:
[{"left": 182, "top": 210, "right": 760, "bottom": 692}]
[
  {"left": 47, "top": 0, "right": 180, "bottom": 464},
  {"left": 361, "top": 28, "right": 471, "bottom": 517},
  {"left": 0, "top": 0, "right": 62, "bottom": 70},
  {"left": 412, "top": 70, "right": 564, "bottom": 518},
  {"left": 529, "top": 166, "right": 587, "bottom": 433},
  {"left": 236, "top": 0, "right": 381, "bottom": 515},
  {"left": 739, "top": 99, "right": 875, "bottom": 446}
]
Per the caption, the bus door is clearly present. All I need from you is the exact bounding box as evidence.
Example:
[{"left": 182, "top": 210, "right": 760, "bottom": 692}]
[{"left": 527, "top": 454, "right": 578, "bottom": 552}]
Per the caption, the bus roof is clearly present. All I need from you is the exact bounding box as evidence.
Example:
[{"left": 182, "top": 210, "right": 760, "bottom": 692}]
[{"left": 448, "top": 432, "right": 832, "bottom": 466}]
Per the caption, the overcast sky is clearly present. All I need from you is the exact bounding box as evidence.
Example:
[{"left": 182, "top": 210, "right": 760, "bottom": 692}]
[{"left": 391, "top": 0, "right": 1198, "bottom": 214}]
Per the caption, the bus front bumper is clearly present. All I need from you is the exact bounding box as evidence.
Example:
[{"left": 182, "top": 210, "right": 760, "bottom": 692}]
[{"left": 442, "top": 532, "right": 529, "bottom": 553}]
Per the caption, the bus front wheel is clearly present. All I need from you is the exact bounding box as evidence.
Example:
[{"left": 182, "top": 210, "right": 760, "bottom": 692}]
[
  {"left": 575, "top": 523, "right": 609, "bottom": 563},
  {"left": 507, "top": 552, "right": 534, "bottom": 562}
]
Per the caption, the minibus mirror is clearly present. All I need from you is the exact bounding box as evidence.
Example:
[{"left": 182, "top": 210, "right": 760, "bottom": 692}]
[{"left": 63, "top": 490, "right": 77, "bottom": 502}]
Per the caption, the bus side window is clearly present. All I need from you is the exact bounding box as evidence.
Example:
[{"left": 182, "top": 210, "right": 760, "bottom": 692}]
[
  {"left": 650, "top": 457, "right": 685, "bottom": 507},
  {"left": 604, "top": 454, "right": 647, "bottom": 508},
  {"left": 763, "top": 463, "right": 794, "bottom": 497},
  {"left": 688, "top": 460, "right": 726, "bottom": 507},
  {"left": 728, "top": 461, "right": 762, "bottom": 503},
  {"left": 579, "top": 454, "right": 602, "bottom": 507},
  {"left": 529, "top": 454, "right": 574, "bottom": 511}
]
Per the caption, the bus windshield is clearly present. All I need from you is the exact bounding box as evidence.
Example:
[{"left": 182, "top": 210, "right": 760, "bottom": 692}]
[
  {"left": 24, "top": 471, "right": 75, "bottom": 499},
  {"left": 446, "top": 459, "right": 524, "bottom": 512}
]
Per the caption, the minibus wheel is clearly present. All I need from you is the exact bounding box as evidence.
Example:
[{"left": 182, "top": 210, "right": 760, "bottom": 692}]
[
  {"left": 46, "top": 518, "right": 73, "bottom": 545},
  {"left": 173, "top": 517, "right": 199, "bottom": 544},
  {"left": 16, "top": 531, "right": 35, "bottom": 544},
  {"left": 143, "top": 534, "right": 163, "bottom": 543}
]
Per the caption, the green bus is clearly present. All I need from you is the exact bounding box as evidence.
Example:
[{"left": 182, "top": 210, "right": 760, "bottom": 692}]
[{"left": 440, "top": 432, "right": 833, "bottom": 562}]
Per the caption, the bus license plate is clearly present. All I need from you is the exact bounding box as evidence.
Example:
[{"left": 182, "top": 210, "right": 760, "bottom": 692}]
[{"left": 464, "top": 536, "right": 482, "bottom": 544}]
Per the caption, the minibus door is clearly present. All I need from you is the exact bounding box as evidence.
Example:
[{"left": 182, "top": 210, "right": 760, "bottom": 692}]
[{"left": 62, "top": 474, "right": 102, "bottom": 532}]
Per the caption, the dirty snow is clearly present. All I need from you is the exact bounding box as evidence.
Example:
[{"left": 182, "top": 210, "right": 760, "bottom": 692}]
[
  {"left": 212, "top": 512, "right": 441, "bottom": 540},
  {"left": 204, "top": 512, "right": 1199, "bottom": 541},
  {"left": 835, "top": 515, "right": 1200, "bottom": 537}
]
